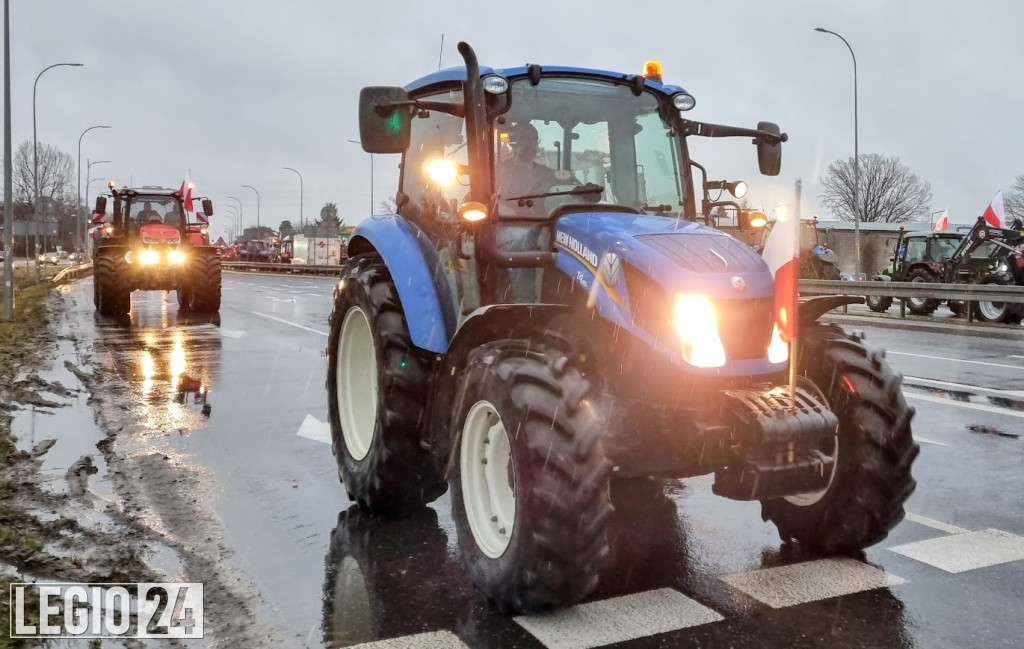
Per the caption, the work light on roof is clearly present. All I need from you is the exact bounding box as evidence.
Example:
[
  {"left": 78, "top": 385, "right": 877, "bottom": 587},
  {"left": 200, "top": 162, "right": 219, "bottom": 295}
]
[
  {"left": 482, "top": 75, "right": 509, "bottom": 94},
  {"left": 643, "top": 60, "right": 663, "bottom": 81},
  {"left": 673, "top": 93, "right": 696, "bottom": 111}
]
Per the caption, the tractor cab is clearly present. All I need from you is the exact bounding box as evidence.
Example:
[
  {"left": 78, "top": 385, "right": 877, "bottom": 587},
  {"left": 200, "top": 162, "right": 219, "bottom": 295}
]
[{"left": 891, "top": 231, "right": 964, "bottom": 278}]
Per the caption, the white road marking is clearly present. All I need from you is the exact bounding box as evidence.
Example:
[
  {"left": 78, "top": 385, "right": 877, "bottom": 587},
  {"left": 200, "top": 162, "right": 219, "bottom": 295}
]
[
  {"left": 348, "top": 630, "right": 469, "bottom": 649},
  {"left": 913, "top": 436, "right": 947, "bottom": 446},
  {"left": 889, "top": 529, "right": 1024, "bottom": 573},
  {"left": 905, "top": 375, "right": 1024, "bottom": 398},
  {"left": 218, "top": 329, "right": 247, "bottom": 339},
  {"left": 296, "top": 414, "right": 331, "bottom": 444},
  {"left": 250, "top": 311, "right": 328, "bottom": 336},
  {"left": 903, "top": 512, "right": 970, "bottom": 535},
  {"left": 887, "top": 350, "right": 1024, "bottom": 371},
  {"left": 904, "top": 392, "right": 1024, "bottom": 420},
  {"left": 720, "top": 558, "right": 904, "bottom": 609},
  {"left": 1011, "top": 355, "right": 1024, "bottom": 360},
  {"left": 515, "top": 588, "right": 722, "bottom": 649}
]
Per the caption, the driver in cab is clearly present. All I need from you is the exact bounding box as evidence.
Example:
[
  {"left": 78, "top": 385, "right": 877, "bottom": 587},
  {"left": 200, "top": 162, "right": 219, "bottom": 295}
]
[{"left": 496, "top": 121, "right": 559, "bottom": 208}]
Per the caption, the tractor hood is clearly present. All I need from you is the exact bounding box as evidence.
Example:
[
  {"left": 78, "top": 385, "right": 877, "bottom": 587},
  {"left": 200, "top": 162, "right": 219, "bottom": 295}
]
[
  {"left": 552, "top": 211, "right": 774, "bottom": 301},
  {"left": 139, "top": 223, "right": 181, "bottom": 245}
]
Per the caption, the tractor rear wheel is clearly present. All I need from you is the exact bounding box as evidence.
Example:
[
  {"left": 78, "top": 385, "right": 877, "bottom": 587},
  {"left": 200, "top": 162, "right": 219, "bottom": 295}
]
[
  {"left": 183, "top": 252, "right": 221, "bottom": 313},
  {"left": 450, "top": 339, "right": 612, "bottom": 614},
  {"left": 973, "top": 273, "right": 1023, "bottom": 324},
  {"left": 760, "top": 324, "right": 919, "bottom": 554},
  {"left": 904, "top": 268, "right": 941, "bottom": 315},
  {"left": 95, "top": 254, "right": 131, "bottom": 316},
  {"left": 326, "top": 253, "right": 446, "bottom": 514}
]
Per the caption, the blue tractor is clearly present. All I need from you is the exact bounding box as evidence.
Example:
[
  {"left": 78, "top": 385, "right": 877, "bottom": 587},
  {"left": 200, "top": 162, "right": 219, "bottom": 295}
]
[{"left": 326, "top": 43, "right": 918, "bottom": 613}]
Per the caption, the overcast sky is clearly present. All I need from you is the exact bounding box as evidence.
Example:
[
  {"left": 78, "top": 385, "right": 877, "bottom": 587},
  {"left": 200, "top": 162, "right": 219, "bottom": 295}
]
[{"left": 3, "top": 1, "right": 1021, "bottom": 239}]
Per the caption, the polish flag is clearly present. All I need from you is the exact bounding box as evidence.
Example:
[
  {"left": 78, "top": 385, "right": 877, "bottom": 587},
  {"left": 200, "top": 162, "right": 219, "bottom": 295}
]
[
  {"left": 762, "top": 212, "right": 800, "bottom": 342},
  {"left": 932, "top": 209, "right": 949, "bottom": 231},
  {"left": 982, "top": 191, "right": 1004, "bottom": 228},
  {"left": 178, "top": 172, "right": 194, "bottom": 214}
]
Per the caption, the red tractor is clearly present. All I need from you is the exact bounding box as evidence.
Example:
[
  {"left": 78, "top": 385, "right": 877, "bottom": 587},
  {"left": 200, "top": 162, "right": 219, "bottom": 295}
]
[{"left": 90, "top": 184, "right": 221, "bottom": 315}]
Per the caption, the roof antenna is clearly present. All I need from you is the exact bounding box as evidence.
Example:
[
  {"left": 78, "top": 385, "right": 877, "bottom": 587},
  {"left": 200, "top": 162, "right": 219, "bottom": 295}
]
[{"left": 437, "top": 33, "right": 444, "bottom": 71}]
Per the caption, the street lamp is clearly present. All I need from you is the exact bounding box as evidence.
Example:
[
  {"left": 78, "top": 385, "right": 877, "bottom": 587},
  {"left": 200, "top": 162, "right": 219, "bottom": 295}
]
[
  {"left": 84, "top": 159, "right": 110, "bottom": 220},
  {"left": 228, "top": 196, "right": 244, "bottom": 237},
  {"left": 77, "top": 125, "right": 111, "bottom": 249},
  {"left": 282, "top": 167, "right": 303, "bottom": 231},
  {"left": 33, "top": 62, "right": 83, "bottom": 273},
  {"left": 242, "top": 184, "right": 261, "bottom": 230},
  {"left": 814, "top": 27, "right": 860, "bottom": 278},
  {"left": 347, "top": 139, "right": 374, "bottom": 215},
  {"left": 224, "top": 206, "right": 239, "bottom": 241}
]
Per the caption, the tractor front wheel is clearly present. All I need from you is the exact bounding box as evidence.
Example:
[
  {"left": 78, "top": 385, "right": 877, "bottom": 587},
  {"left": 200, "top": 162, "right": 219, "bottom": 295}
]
[
  {"left": 866, "top": 293, "right": 892, "bottom": 313},
  {"left": 904, "top": 268, "right": 940, "bottom": 315},
  {"left": 95, "top": 254, "right": 131, "bottom": 316},
  {"left": 450, "top": 340, "right": 612, "bottom": 614},
  {"left": 760, "top": 324, "right": 919, "bottom": 554}
]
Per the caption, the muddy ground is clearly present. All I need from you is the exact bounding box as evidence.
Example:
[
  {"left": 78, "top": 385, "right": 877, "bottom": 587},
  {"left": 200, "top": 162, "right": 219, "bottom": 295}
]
[{"left": 1, "top": 284, "right": 282, "bottom": 648}]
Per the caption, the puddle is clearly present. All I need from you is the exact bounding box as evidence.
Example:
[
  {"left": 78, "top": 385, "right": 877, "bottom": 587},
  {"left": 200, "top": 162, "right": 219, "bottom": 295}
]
[{"left": 967, "top": 424, "right": 1020, "bottom": 439}]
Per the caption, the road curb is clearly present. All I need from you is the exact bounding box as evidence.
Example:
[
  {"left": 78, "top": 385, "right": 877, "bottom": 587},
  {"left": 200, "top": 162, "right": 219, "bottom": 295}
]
[{"left": 822, "top": 312, "right": 1024, "bottom": 341}]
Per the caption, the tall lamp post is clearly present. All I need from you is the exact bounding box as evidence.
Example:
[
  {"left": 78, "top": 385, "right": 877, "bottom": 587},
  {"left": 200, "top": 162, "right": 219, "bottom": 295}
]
[
  {"left": 77, "top": 125, "right": 111, "bottom": 249},
  {"left": 282, "top": 167, "right": 303, "bottom": 232},
  {"left": 814, "top": 27, "right": 860, "bottom": 278},
  {"left": 33, "top": 62, "right": 83, "bottom": 276},
  {"left": 242, "top": 184, "right": 261, "bottom": 230},
  {"left": 84, "top": 159, "right": 110, "bottom": 219},
  {"left": 3, "top": 0, "right": 13, "bottom": 319},
  {"left": 224, "top": 207, "right": 239, "bottom": 241},
  {"left": 346, "top": 139, "right": 374, "bottom": 215},
  {"left": 228, "top": 196, "right": 244, "bottom": 237}
]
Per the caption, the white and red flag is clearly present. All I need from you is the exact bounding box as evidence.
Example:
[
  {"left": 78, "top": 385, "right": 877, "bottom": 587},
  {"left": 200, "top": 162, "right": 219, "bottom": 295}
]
[
  {"left": 178, "top": 172, "right": 194, "bottom": 214},
  {"left": 932, "top": 209, "right": 949, "bottom": 231},
  {"left": 982, "top": 191, "right": 1004, "bottom": 228},
  {"left": 762, "top": 211, "right": 800, "bottom": 343}
]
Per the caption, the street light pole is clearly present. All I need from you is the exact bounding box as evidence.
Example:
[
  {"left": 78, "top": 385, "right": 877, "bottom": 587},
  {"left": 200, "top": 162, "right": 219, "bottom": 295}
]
[
  {"left": 228, "top": 196, "right": 244, "bottom": 237},
  {"left": 3, "top": 0, "right": 12, "bottom": 319},
  {"left": 84, "top": 159, "right": 110, "bottom": 223},
  {"left": 33, "top": 62, "right": 83, "bottom": 276},
  {"left": 242, "top": 185, "right": 261, "bottom": 230},
  {"left": 814, "top": 27, "right": 860, "bottom": 278},
  {"left": 282, "top": 167, "right": 303, "bottom": 232},
  {"left": 77, "top": 125, "right": 111, "bottom": 250},
  {"left": 347, "top": 139, "right": 374, "bottom": 214}
]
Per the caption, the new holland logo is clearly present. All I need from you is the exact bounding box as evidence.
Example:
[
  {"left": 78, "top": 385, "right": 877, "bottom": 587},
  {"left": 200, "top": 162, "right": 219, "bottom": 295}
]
[{"left": 554, "top": 231, "right": 599, "bottom": 268}]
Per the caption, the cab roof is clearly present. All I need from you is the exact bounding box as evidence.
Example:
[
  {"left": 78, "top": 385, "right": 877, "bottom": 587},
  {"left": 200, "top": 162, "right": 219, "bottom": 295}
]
[{"left": 405, "top": 65, "right": 689, "bottom": 97}]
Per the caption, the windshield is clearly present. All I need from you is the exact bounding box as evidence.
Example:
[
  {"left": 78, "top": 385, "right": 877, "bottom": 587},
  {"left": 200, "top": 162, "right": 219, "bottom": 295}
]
[
  {"left": 129, "top": 196, "right": 183, "bottom": 228},
  {"left": 495, "top": 78, "right": 682, "bottom": 218},
  {"left": 932, "top": 236, "right": 961, "bottom": 260}
]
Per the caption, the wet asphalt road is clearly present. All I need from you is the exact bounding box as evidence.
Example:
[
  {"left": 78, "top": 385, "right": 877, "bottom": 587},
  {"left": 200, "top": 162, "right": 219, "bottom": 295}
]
[{"left": 61, "top": 272, "right": 1024, "bottom": 648}]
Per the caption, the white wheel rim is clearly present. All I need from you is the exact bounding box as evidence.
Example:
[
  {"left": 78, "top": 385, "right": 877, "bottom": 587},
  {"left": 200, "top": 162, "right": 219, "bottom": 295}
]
[
  {"left": 908, "top": 276, "right": 927, "bottom": 308},
  {"left": 978, "top": 301, "right": 1004, "bottom": 321},
  {"left": 337, "top": 307, "right": 378, "bottom": 461},
  {"left": 461, "top": 400, "right": 516, "bottom": 559}
]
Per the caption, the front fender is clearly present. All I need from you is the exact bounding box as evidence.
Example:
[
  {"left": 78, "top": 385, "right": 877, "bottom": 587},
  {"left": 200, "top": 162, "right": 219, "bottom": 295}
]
[{"left": 348, "top": 216, "right": 455, "bottom": 353}]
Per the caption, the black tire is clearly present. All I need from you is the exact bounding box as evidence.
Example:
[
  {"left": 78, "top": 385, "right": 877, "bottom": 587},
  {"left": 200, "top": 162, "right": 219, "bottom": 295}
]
[
  {"left": 866, "top": 293, "right": 892, "bottom": 313},
  {"left": 326, "top": 253, "right": 445, "bottom": 513},
  {"left": 95, "top": 254, "right": 131, "bottom": 316},
  {"left": 904, "top": 268, "right": 940, "bottom": 315},
  {"left": 450, "top": 339, "right": 613, "bottom": 614},
  {"left": 947, "top": 300, "right": 967, "bottom": 317},
  {"left": 817, "top": 260, "right": 842, "bottom": 280},
  {"left": 185, "top": 252, "right": 221, "bottom": 313},
  {"left": 176, "top": 284, "right": 193, "bottom": 312},
  {"left": 760, "top": 323, "right": 919, "bottom": 554},
  {"left": 972, "top": 273, "right": 1022, "bottom": 324}
]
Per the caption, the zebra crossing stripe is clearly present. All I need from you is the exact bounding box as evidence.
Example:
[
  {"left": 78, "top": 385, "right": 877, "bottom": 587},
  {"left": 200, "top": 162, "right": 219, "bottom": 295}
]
[
  {"left": 348, "top": 630, "right": 469, "bottom": 649},
  {"left": 720, "top": 558, "right": 904, "bottom": 609},
  {"left": 888, "top": 529, "right": 1024, "bottom": 573},
  {"left": 514, "top": 588, "right": 722, "bottom": 649}
]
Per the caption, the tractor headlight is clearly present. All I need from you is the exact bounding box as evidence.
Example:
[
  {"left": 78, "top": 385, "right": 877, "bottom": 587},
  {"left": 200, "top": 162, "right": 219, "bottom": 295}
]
[
  {"left": 673, "top": 294, "right": 726, "bottom": 368},
  {"left": 139, "top": 249, "right": 160, "bottom": 265},
  {"left": 767, "top": 323, "right": 789, "bottom": 364},
  {"left": 168, "top": 250, "right": 187, "bottom": 264}
]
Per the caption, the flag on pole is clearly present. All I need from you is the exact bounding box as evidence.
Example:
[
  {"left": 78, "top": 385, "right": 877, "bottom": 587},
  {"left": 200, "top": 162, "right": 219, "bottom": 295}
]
[
  {"left": 982, "top": 191, "right": 1004, "bottom": 228},
  {"left": 178, "top": 172, "right": 194, "bottom": 214},
  {"left": 932, "top": 209, "right": 949, "bottom": 231},
  {"left": 762, "top": 209, "right": 800, "bottom": 343}
]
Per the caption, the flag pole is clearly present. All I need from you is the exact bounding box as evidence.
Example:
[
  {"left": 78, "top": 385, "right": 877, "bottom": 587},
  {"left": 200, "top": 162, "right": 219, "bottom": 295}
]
[{"left": 789, "top": 209, "right": 800, "bottom": 411}]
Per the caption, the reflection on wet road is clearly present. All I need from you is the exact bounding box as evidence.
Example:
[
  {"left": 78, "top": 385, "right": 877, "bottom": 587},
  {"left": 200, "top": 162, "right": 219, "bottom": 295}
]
[{"left": 65, "top": 274, "right": 1024, "bottom": 648}]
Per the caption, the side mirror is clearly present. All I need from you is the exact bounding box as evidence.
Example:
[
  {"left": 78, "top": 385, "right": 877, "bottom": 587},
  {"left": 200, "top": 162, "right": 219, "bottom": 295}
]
[
  {"left": 94, "top": 196, "right": 107, "bottom": 216},
  {"left": 755, "top": 121, "right": 783, "bottom": 176},
  {"left": 358, "top": 86, "right": 411, "bottom": 154},
  {"left": 202, "top": 198, "right": 213, "bottom": 217}
]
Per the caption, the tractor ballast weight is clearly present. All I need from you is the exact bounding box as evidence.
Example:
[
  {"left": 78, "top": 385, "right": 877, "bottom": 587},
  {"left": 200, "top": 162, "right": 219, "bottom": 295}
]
[
  {"left": 328, "top": 43, "right": 918, "bottom": 614},
  {"left": 91, "top": 185, "right": 221, "bottom": 316}
]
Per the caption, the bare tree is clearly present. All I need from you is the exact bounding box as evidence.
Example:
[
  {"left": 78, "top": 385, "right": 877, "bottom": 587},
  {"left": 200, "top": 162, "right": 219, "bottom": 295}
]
[
  {"left": 7, "top": 140, "right": 75, "bottom": 204},
  {"left": 820, "top": 154, "right": 933, "bottom": 223},
  {"left": 1004, "top": 174, "right": 1024, "bottom": 225}
]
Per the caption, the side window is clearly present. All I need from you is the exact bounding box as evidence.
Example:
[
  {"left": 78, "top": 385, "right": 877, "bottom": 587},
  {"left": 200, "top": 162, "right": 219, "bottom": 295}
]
[
  {"left": 401, "top": 89, "right": 467, "bottom": 223},
  {"left": 634, "top": 112, "right": 680, "bottom": 209},
  {"left": 905, "top": 239, "right": 926, "bottom": 263}
]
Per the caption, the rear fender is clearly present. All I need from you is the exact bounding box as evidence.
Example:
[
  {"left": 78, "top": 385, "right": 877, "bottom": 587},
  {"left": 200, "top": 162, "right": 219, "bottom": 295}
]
[
  {"left": 799, "top": 295, "right": 864, "bottom": 325},
  {"left": 425, "top": 303, "right": 571, "bottom": 475},
  {"left": 347, "top": 216, "right": 456, "bottom": 353}
]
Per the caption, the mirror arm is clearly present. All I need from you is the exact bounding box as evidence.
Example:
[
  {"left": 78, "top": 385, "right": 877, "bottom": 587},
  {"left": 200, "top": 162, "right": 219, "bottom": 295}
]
[
  {"left": 679, "top": 118, "right": 789, "bottom": 144},
  {"left": 375, "top": 99, "right": 465, "bottom": 118}
]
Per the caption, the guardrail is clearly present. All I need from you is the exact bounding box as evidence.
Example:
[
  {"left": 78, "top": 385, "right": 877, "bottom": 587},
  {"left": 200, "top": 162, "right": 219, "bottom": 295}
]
[
  {"left": 51, "top": 262, "right": 92, "bottom": 284},
  {"left": 221, "top": 261, "right": 344, "bottom": 276},
  {"left": 800, "top": 279, "right": 1024, "bottom": 303}
]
